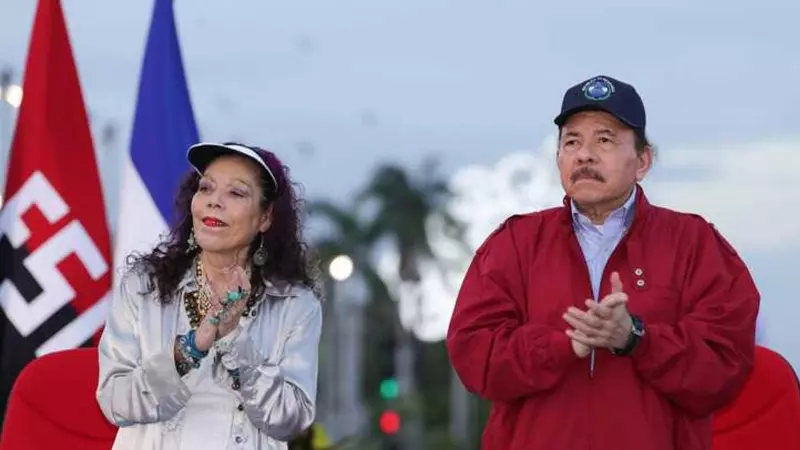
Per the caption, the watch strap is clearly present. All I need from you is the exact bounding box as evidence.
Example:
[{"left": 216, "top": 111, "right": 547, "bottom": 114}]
[{"left": 611, "top": 314, "right": 644, "bottom": 356}]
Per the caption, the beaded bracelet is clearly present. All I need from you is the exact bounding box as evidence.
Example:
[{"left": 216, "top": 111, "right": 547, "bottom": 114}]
[
  {"left": 177, "top": 330, "right": 208, "bottom": 369},
  {"left": 174, "top": 338, "right": 194, "bottom": 376},
  {"left": 185, "top": 330, "right": 209, "bottom": 359},
  {"left": 177, "top": 336, "right": 200, "bottom": 369},
  {"left": 175, "top": 352, "right": 193, "bottom": 376}
]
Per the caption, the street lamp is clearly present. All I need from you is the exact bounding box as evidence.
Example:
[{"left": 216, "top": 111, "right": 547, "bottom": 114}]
[
  {"left": 2, "top": 85, "right": 23, "bottom": 109},
  {"left": 0, "top": 67, "right": 22, "bottom": 109},
  {"left": 1, "top": 66, "right": 22, "bottom": 205},
  {"left": 328, "top": 254, "right": 354, "bottom": 282}
]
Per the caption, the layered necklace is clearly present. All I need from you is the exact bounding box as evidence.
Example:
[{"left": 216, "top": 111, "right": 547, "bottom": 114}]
[
  {"left": 183, "top": 257, "right": 259, "bottom": 329},
  {"left": 182, "top": 257, "right": 259, "bottom": 391}
]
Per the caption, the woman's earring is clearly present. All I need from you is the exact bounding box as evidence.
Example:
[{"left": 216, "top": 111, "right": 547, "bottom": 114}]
[
  {"left": 253, "top": 237, "right": 267, "bottom": 267},
  {"left": 186, "top": 231, "right": 198, "bottom": 254}
]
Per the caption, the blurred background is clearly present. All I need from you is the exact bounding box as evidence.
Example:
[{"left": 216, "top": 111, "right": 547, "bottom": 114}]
[{"left": 1, "top": 1, "right": 798, "bottom": 449}]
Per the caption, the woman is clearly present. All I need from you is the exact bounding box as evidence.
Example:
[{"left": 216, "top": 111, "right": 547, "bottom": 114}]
[{"left": 96, "top": 142, "right": 322, "bottom": 450}]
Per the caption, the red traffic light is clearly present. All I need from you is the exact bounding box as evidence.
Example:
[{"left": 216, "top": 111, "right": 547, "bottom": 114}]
[{"left": 379, "top": 409, "right": 401, "bottom": 435}]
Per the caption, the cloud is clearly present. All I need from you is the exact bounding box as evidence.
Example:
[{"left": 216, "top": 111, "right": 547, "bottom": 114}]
[
  {"left": 380, "top": 135, "right": 800, "bottom": 343},
  {"left": 645, "top": 137, "right": 800, "bottom": 253},
  {"left": 447, "top": 136, "right": 564, "bottom": 251}
]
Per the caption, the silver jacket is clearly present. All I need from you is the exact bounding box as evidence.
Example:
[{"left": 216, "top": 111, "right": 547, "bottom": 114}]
[{"left": 96, "top": 265, "right": 322, "bottom": 450}]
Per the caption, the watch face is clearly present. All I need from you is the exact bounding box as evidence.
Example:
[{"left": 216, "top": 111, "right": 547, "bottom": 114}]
[{"left": 631, "top": 316, "right": 645, "bottom": 336}]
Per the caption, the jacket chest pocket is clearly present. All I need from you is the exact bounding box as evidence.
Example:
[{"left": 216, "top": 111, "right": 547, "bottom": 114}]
[{"left": 628, "top": 285, "right": 681, "bottom": 325}]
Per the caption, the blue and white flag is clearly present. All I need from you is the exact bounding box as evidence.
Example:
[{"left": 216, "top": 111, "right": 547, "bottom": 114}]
[{"left": 113, "top": 0, "right": 199, "bottom": 280}]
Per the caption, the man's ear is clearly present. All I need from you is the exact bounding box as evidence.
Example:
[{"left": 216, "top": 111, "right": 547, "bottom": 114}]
[{"left": 635, "top": 146, "right": 654, "bottom": 182}]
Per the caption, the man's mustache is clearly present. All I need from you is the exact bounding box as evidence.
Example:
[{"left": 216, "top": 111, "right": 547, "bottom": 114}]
[{"left": 571, "top": 167, "right": 605, "bottom": 183}]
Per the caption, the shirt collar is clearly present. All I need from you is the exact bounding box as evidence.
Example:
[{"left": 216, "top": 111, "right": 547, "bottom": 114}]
[
  {"left": 177, "top": 261, "right": 198, "bottom": 292},
  {"left": 571, "top": 185, "right": 637, "bottom": 228},
  {"left": 176, "top": 258, "right": 299, "bottom": 298}
]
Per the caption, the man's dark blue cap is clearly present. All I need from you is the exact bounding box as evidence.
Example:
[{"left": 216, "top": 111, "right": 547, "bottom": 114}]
[{"left": 554, "top": 75, "right": 646, "bottom": 132}]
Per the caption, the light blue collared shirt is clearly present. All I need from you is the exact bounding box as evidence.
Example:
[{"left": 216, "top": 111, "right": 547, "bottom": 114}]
[
  {"left": 571, "top": 186, "right": 637, "bottom": 300},
  {"left": 570, "top": 186, "right": 637, "bottom": 374}
]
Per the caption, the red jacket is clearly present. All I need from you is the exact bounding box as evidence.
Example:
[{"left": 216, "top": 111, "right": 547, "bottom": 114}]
[{"left": 446, "top": 187, "right": 759, "bottom": 450}]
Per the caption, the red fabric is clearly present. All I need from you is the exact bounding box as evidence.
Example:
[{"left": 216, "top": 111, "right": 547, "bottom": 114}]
[
  {"left": 4, "top": 0, "right": 112, "bottom": 312},
  {"left": 0, "top": 0, "right": 112, "bottom": 426},
  {"left": 0, "top": 347, "right": 117, "bottom": 450},
  {"left": 446, "top": 186, "right": 760, "bottom": 450},
  {"left": 5, "top": 0, "right": 112, "bottom": 338},
  {"left": 713, "top": 346, "right": 800, "bottom": 450}
]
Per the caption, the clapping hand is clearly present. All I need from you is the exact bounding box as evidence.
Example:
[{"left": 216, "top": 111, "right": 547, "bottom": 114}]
[
  {"left": 206, "top": 264, "right": 251, "bottom": 339},
  {"left": 563, "top": 272, "right": 633, "bottom": 354},
  {"left": 194, "top": 255, "right": 252, "bottom": 352}
]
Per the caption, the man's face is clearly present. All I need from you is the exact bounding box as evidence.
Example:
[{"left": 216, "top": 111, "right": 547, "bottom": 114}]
[{"left": 556, "top": 110, "right": 652, "bottom": 218}]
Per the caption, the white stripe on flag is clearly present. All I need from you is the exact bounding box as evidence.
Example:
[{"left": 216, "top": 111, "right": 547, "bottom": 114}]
[
  {"left": 112, "top": 155, "right": 170, "bottom": 290},
  {"left": 36, "top": 290, "right": 112, "bottom": 356}
]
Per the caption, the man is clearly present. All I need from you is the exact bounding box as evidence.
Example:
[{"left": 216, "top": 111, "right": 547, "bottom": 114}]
[{"left": 446, "top": 75, "right": 760, "bottom": 450}]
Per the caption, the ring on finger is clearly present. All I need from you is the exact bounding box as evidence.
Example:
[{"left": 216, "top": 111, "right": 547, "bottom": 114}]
[{"left": 226, "top": 287, "right": 244, "bottom": 303}]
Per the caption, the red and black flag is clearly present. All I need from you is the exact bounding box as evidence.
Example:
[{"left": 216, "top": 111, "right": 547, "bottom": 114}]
[{"left": 0, "top": 0, "right": 112, "bottom": 427}]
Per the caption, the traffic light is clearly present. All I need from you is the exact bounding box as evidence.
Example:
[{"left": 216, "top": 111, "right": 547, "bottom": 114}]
[
  {"left": 379, "top": 409, "right": 401, "bottom": 435},
  {"left": 379, "top": 377, "right": 399, "bottom": 400},
  {"left": 377, "top": 335, "right": 401, "bottom": 438}
]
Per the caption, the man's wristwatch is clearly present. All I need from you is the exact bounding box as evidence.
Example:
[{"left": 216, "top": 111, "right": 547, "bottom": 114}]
[{"left": 611, "top": 314, "right": 645, "bottom": 356}]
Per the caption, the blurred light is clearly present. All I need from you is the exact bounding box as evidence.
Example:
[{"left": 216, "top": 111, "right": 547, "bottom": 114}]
[
  {"left": 379, "top": 410, "right": 400, "bottom": 435},
  {"left": 379, "top": 378, "right": 399, "bottom": 400},
  {"left": 328, "top": 254, "right": 353, "bottom": 281},
  {"left": 3, "top": 85, "right": 23, "bottom": 108}
]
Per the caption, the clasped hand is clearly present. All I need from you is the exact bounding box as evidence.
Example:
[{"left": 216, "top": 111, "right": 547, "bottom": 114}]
[
  {"left": 195, "top": 264, "right": 251, "bottom": 352},
  {"left": 562, "top": 271, "right": 633, "bottom": 358}
]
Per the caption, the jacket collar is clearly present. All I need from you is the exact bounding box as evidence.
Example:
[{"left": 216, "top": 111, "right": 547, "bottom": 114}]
[
  {"left": 571, "top": 185, "right": 638, "bottom": 229},
  {"left": 561, "top": 183, "right": 652, "bottom": 228}
]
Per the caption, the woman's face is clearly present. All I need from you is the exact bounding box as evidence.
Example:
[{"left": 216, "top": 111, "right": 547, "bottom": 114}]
[{"left": 190, "top": 155, "right": 271, "bottom": 258}]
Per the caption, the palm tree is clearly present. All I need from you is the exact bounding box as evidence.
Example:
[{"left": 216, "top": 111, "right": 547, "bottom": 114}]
[
  {"left": 310, "top": 160, "right": 471, "bottom": 449},
  {"left": 359, "top": 160, "right": 464, "bottom": 282},
  {"left": 307, "top": 198, "right": 394, "bottom": 320},
  {"left": 307, "top": 199, "right": 386, "bottom": 442},
  {"left": 309, "top": 199, "right": 422, "bottom": 447},
  {"left": 357, "top": 159, "right": 467, "bottom": 449}
]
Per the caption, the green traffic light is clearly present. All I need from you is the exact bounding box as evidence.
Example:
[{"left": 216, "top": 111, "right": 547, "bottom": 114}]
[{"left": 379, "top": 378, "right": 399, "bottom": 400}]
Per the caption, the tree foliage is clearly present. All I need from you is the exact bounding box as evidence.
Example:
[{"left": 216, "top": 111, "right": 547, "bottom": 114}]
[{"left": 309, "top": 160, "right": 479, "bottom": 449}]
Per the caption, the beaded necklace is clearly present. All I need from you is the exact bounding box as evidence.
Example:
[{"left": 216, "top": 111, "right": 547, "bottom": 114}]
[
  {"left": 182, "top": 257, "right": 260, "bottom": 391},
  {"left": 184, "top": 259, "right": 211, "bottom": 329},
  {"left": 183, "top": 257, "right": 260, "bottom": 330}
]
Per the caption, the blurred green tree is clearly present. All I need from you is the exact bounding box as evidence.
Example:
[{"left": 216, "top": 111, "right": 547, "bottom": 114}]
[
  {"left": 357, "top": 159, "right": 467, "bottom": 449},
  {"left": 309, "top": 159, "right": 472, "bottom": 449}
]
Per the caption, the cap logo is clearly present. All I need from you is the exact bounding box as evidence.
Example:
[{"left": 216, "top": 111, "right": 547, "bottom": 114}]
[{"left": 582, "top": 77, "right": 615, "bottom": 101}]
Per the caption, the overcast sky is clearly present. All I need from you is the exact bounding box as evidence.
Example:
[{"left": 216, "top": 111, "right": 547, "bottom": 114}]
[{"left": 1, "top": 0, "right": 798, "bottom": 367}]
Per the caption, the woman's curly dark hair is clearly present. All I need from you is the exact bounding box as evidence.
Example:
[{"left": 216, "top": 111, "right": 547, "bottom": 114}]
[{"left": 127, "top": 143, "right": 320, "bottom": 303}]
